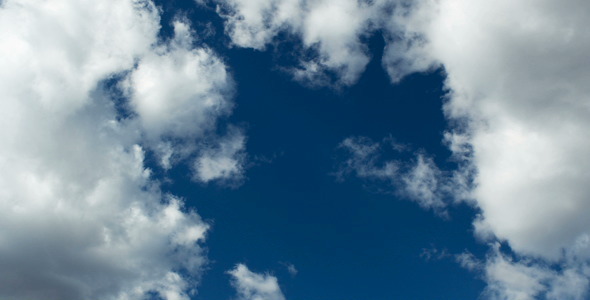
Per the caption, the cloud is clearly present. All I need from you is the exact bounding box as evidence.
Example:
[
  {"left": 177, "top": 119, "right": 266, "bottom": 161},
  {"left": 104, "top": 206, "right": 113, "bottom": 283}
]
[
  {"left": 211, "top": 0, "right": 444, "bottom": 87},
  {"left": 336, "top": 136, "right": 399, "bottom": 180},
  {"left": 214, "top": 0, "right": 381, "bottom": 87},
  {"left": 193, "top": 128, "right": 247, "bottom": 184},
  {"left": 0, "top": 0, "right": 241, "bottom": 299},
  {"left": 228, "top": 264, "right": 286, "bottom": 300},
  {"left": 336, "top": 136, "right": 470, "bottom": 214},
  {"left": 384, "top": 0, "right": 590, "bottom": 260},
  {"left": 382, "top": 0, "right": 590, "bottom": 295},
  {"left": 420, "top": 247, "right": 450, "bottom": 262},
  {"left": 121, "top": 19, "right": 237, "bottom": 171},
  {"left": 456, "top": 245, "right": 590, "bottom": 300},
  {"left": 279, "top": 262, "right": 298, "bottom": 276}
]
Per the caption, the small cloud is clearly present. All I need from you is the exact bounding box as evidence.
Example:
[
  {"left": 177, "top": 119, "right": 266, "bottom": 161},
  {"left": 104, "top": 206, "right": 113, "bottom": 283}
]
[
  {"left": 193, "top": 128, "right": 247, "bottom": 185},
  {"left": 279, "top": 262, "right": 298, "bottom": 277},
  {"left": 335, "top": 136, "right": 473, "bottom": 216},
  {"left": 455, "top": 251, "right": 482, "bottom": 272},
  {"left": 286, "top": 264, "right": 298, "bottom": 276},
  {"left": 420, "top": 247, "right": 450, "bottom": 262},
  {"left": 228, "top": 264, "right": 286, "bottom": 300}
]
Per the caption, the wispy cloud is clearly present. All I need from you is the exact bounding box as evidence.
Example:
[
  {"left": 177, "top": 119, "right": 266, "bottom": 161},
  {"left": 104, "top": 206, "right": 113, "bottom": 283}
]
[{"left": 335, "top": 136, "right": 472, "bottom": 216}]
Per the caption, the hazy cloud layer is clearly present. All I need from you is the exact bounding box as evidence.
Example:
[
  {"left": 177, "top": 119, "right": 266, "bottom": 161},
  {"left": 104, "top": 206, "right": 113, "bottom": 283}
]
[
  {"left": 425, "top": 0, "right": 590, "bottom": 260},
  {"left": 0, "top": 0, "right": 242, "bottom": 298}
]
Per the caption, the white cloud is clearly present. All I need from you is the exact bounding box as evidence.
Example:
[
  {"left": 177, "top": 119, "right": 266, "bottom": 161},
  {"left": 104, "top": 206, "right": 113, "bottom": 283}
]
[
  {"left": 337, "top": 137, "right": 399, "bottom": 180},
  {"left": 286, "top": 264, "right": 298, "bottom": 277},
  {"left": 193, "top": 128, "right": 246, "bottom": 184},
  {"left": 215, "top": 0, "right": 379, "bottom": 86},
  {"left": 382, "top": 0, "right": 590, "bottom": 295},
  {"left": 121, "top": 19, "right": 237, "bottom": 171},
  {"left": 228, "top": 264, "right": 286, "bottom": 300},
  {"left": 455, "top": 251, "right": 481, "bottom": 272},
  {"left": 212, "top": 0, "right": 446, "bottom": 86},
  {"left": 123, "top": 20, "right": 234, "bottom": 142},
  {"left": 279, "top": 262, "right": 298, "bottom": 276},
  {"left": 336, "top": 136, "right": 468, "bottom": 214},
  {"left": 455, "top": 245, "right": 590, "bottom": 300},
  {"left": 482, "top": 249, "right": 551, "bottom": 300},
  {"left": 384, "top": 0, "right": 590, "bottom": 267},
  {"left": 0, "top": 0, "right": 240, "bottom": 299}
]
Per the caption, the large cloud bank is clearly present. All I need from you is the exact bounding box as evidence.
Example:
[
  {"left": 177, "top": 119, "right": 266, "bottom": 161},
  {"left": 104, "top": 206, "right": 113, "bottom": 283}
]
[
  {"left": 0, "top": 0, "right": 243, "bottom": 299},
  {"left": 214, "top": 0, "right": 590, "bottom": 298},
  {"left": 415, "top": 0, "right": 590, "bottom": 298},
  {"left": 228, "top": 264, "right": 286, "bottom": 300}
]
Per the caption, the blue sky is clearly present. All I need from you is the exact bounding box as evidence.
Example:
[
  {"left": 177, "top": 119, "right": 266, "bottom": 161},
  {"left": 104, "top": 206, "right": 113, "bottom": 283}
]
[
  {"left": 1, "top": 0, "right": 590, "bottom": 299},
  {"left": 153, "top": 4, "right": 484, "bottom": 299}
]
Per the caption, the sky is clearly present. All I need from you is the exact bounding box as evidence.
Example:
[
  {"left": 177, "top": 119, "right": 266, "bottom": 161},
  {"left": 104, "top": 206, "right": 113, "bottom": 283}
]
[{"left": 1, "top": 0, "right": 589, "bottom": 300}]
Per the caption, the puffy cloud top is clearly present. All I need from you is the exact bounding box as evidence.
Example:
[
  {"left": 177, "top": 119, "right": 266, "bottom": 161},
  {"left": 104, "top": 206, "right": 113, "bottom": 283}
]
[
  {"left": 0, "top": 0, "right": 242, "bottom": 299},
  {"left": 228, "top": 264, "right": 286, "bottom": 300}
]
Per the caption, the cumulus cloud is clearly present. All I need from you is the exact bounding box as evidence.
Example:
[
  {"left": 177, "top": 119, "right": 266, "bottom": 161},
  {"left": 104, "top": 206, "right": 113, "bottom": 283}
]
[
  {"left": 228, "top": 264, "right": 286, "bottom": 300},
  {"left": 214, "top": 0, "right": 382, "bottom": 86},
  {"left": 385, "top": 0, "right": 590, "bottom": 294},
  {"left": 123, "top": 20, "right": 234, "bottom": 142},
  {"left": 285, "top": 263, "right": 298, "bottom": 277},
  {"left": 0, "top": 0, "right": 241, "bottom": 299},
  {"left": 211, "top": 0, "right": 443, "bottom": 87},
  {"left": 382, "top": 0, "right": 590, "bottom": 261},
  {"left": 120, "top": 19, "right": 238, "bottom": 171},
  {"left": 193, "top": 128, "right": 247, "bottom": 184},
  {"left": 279, "top": 262, "right": 298, "bottom": 276}
]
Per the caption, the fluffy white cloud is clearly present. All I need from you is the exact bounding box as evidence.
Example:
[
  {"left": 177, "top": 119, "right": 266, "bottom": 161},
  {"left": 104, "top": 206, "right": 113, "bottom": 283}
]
[
  {"left": 215, "top": 0, "right": 381, "bottom": 86},
  {"left": 399, "top": 0, "right": 590, "bottom": 261},
  {"left": 384, "top": 0, "right": 590, "bottom": 295},
  {"left": 120, "top": 19, "right": 238, "bottom": 171},
  {"left": 0, "top": 0, "right": 240, "bottom": 299},
  {"left": 228, "top": 264, "right": 286, "bottom": 300},
  {"left": 213, "top": 0, "right": 445, "bottom": 86},
  {"left": 123, "top": 20, "right": 234, "bottom": 142},
  {"left": 193, "top": 128, "right": 246, "bottom": 183},
  {"left": 457, "top": 246, "right": 590, "bottom": 300}
]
